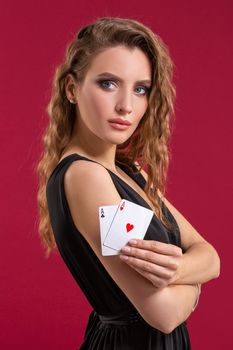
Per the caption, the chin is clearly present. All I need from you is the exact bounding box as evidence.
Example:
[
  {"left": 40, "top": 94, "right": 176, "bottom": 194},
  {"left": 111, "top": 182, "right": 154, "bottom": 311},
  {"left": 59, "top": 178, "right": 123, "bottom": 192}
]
[{"left": 105, "top": 135, "right": 130, "bottom": 145}]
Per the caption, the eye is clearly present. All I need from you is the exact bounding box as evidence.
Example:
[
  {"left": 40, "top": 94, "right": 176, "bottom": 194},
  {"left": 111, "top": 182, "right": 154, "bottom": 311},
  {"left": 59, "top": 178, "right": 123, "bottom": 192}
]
[
  {"left": 97, "top": 79, "right": 116, "bottom": 90},
  {"left": 135, "top": 86, "right": 150, "bottom": 95},
  {"left": 96, "top": 79, "right": 151, "bottom": 96}
]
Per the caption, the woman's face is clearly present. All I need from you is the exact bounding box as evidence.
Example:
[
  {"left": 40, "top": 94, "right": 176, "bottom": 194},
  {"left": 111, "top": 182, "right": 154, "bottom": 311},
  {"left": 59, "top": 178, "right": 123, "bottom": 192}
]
[{"left": 70, "top": 45, "right": 152, "bottom": 145}]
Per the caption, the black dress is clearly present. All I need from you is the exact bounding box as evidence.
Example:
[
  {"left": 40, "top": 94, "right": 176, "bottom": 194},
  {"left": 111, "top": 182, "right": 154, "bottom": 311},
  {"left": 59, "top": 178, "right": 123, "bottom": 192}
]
[{"left": 46, "top": 153, "right": 191, "bottom": 350}]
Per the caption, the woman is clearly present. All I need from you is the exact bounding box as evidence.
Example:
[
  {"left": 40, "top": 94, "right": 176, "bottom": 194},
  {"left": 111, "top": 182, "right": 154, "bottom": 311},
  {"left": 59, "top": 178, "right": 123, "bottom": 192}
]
[{"left": 36, "top": 17, "right": 220, "bottom": 349}]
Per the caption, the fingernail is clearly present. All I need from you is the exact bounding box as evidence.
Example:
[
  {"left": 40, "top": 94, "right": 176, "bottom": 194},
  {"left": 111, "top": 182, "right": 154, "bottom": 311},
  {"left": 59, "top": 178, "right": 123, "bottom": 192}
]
[
  {"left": 129, "top": 239, "right": 137, "bottom": 245},
  {"left": 121, "top": 246, "right": 131, "bottom": 253}
]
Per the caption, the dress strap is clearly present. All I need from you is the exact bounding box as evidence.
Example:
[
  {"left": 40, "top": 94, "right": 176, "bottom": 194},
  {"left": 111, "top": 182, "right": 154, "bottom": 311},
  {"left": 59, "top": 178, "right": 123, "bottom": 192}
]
[{"left": 71, "top": 152, "right": 147, "bottom": 190}]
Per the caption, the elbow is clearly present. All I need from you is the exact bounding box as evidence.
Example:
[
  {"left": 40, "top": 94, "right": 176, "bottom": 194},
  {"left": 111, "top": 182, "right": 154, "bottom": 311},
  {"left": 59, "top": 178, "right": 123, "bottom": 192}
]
[
  {"left": 161, "top": 319, "right": 179, "bottom": 334},
  {"left": 160, "top": 325, "right": 175, "bottom": 335},
  {"left": 145, "top": 289, "right": 182, "bottom": 334},
  {"left": 150, "top": 303, "right": 189, "bottom": 334},
  {"left": 212, "top": 250, "right": 221, "bottom": 279},
  {"left": 155, "top": 323, "right": 177, "bottom": 335},
  {"left": 214, "top": 264, "right": 221, "bottom": 280},
  {"left": 206, "top": 243, "right": 221, "bottom": 281},
  {"left": 158, "top": 316, "right": 187, "bottom": 335},
  {"left": 216, "top": 254, "right": 221, "bottom": 278},
  {"left": 144, "top": 315, "right": 174, "bottom": 334},
  {"left": 151, "top": 318, "right": 178, "bottom": 335}
]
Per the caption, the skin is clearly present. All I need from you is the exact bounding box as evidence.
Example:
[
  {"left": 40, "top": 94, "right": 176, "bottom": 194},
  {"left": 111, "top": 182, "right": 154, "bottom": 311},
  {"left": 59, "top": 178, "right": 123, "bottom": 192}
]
[
  {"left": 64, "top": 45, "right": 220, "bottom": 290},
  {"left": 65, "top": 45, "right": 151, "bottom": 172}
]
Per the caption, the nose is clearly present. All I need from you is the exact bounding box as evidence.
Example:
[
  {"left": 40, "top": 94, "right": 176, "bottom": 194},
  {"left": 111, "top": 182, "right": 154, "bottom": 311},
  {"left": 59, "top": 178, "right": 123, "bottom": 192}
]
[{"left": 115, "top": 90, "right": 133, "bottom": 114}]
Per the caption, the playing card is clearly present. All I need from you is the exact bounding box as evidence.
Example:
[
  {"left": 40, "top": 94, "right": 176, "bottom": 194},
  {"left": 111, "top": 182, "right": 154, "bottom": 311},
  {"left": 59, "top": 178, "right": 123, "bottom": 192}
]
[
  {"left": 103, "top": 199, "right": 154, "bottom": 251},
  {"left": 99, "top": 204, "right": 120, "bottom": 256}
]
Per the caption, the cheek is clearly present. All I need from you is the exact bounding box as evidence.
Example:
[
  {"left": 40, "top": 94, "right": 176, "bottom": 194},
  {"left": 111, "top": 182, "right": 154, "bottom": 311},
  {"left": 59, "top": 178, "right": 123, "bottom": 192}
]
[
  {"left": 83, "top": 91, "right": 108, "bottom": 118},
  {"left": 135, "top": 100, "right": 148, "bottom": 120}
]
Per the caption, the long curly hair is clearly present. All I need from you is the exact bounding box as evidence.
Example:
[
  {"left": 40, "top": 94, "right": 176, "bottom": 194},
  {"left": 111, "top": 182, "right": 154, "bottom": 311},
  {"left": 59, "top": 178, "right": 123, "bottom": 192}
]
[{"left": 36, "top": 16, "right": 177, "bottom": 258}]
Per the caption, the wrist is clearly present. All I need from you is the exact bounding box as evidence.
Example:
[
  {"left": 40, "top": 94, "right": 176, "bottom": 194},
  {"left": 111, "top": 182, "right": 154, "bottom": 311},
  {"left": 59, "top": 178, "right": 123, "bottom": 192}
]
[{"left": 170, "top": 254, "right": 186, "bottom": 285}]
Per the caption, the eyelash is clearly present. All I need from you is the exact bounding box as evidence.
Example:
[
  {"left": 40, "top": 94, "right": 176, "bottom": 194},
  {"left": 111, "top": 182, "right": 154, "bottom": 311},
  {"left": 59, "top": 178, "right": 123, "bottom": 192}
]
[{"left": 97, "top": 79, "right": 151, "bottom": 96}]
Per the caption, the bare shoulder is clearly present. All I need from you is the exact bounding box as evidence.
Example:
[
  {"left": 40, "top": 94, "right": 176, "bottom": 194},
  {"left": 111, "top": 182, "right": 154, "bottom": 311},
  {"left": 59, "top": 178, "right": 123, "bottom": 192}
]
[
  {"left": 64, "top": 160, "right": 120, "bottom": 234},
  {"left": 63, "top": 160, "right": 167, "bottom": 331},
  {"left": 135, "top": 163, "right": 208, "bottom": 251}
]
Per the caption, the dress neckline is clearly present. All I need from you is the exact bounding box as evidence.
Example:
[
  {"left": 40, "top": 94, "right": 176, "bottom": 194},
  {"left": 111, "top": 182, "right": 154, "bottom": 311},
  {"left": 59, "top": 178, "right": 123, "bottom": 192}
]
[{"left": 57, "top": 153, "right": 162, "bottom": 216}]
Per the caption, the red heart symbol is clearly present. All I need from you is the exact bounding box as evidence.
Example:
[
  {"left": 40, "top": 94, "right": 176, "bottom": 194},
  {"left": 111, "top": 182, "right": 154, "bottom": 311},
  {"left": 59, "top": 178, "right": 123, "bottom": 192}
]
[{"left": 126, "top": 223, "right": 134, "bottom": 233}]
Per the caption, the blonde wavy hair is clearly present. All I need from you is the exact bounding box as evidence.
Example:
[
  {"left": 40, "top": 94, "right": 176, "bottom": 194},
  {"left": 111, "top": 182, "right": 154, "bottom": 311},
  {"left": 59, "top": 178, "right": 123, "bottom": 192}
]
[{"left": 36, "top": 16, "right": 177, "bottom": 258}]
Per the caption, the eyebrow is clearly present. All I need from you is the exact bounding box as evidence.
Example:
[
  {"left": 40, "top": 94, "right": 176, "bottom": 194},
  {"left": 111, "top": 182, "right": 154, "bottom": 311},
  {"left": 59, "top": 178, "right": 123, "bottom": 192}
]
[{"left": 95, "top": 72, "right": 152, "bottom": 85}]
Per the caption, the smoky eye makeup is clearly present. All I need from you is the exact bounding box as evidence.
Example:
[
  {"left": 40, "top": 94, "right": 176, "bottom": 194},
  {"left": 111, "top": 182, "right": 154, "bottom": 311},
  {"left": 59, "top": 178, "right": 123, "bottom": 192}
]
[
  {"left": 95, "top": 78, "right": 152, "bottom": 95},
  {"left": 96, "top": 79, "right": 115, "bottom": 89}
]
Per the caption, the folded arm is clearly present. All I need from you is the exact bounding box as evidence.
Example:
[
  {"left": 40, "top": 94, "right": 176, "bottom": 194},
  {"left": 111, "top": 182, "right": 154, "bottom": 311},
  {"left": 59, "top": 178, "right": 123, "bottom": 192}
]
[
  {"left": 150, "top": 283, "right": 200, "bottom": 333},
  {"left": 63, "top": 161, "right": 207, "bottom": 334},
  {"left": 137, "top": 166, "right": 221, "bottom": 285}
]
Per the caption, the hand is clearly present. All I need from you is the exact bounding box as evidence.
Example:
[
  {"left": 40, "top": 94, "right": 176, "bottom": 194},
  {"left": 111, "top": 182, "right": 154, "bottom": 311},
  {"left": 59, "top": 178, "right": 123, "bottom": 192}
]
[{"left": 119, "top": 239, "right": 183, "bottom": 289}]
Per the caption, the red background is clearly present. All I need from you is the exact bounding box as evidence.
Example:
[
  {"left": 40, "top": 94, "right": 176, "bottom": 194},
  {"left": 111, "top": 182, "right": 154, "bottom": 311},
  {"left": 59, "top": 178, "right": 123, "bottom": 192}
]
[{"left": 1, "top": 1, "right": 232, "bottom": 349}]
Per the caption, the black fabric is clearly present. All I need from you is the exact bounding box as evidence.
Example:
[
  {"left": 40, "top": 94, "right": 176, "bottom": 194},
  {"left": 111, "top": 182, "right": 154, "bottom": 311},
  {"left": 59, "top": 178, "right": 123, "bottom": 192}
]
[{"left": 46, "top": 153, "right": 191, "bottom": 349}]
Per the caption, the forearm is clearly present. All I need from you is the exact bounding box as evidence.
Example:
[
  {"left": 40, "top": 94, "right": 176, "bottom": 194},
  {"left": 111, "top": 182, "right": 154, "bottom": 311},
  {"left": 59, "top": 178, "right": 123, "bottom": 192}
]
[
  {"left": 166, "top": 283, "right": 199, "bottom": 331},
  {"left": 151, "top": 283, "right": 199, "bottom": 334},
  {"left": 174, "top": 242, "right": 220, "bottom": 285}
]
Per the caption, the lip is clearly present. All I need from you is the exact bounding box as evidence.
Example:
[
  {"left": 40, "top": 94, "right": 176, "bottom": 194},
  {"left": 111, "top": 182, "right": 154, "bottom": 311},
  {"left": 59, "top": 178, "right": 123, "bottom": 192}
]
[
  {"left": 109, "top": 122, "right": 131, "bottom": 131},
  {"left": 108, "top": 118, "right": 132, "bottom": 126}
]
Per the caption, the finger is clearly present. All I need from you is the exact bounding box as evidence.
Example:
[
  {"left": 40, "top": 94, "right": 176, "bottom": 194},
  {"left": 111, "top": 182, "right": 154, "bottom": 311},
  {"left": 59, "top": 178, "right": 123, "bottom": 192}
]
[
  {"left": 121, "top": 246, "right": 180, "bottom": 270},
  {"left": 122, "top": 254, "right": 177, "bottom": 279},
  {"left": 127, "top": 263, "right": 169, "bottom": 289},
  {"left": 128, "top": 239, "right": 182, "bottom": 256}
]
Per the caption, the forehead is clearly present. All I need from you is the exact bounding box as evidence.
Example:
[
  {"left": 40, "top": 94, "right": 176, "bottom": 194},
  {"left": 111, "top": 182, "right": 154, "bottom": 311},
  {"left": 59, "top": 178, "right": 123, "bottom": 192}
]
[{"left": 86, "top": 45, "right": 152, "bottom": 79}]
